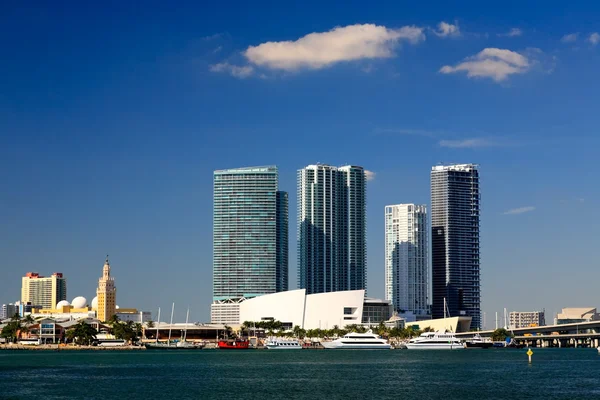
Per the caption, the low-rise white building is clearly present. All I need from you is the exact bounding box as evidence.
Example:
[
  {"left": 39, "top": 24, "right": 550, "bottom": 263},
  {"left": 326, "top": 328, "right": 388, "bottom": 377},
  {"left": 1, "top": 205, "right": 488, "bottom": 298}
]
[
  {"left": 239, "top": 289, "right": 365, "bottom": 329},
  {"left": 555, "top": 307, "right": 600, "bottom": 325}
]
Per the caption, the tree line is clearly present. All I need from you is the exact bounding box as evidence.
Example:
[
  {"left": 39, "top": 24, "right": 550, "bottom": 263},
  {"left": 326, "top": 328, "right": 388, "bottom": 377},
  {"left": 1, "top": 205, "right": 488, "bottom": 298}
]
[{"left": 240, "top": 320, "right": 431, "bottom": 340}]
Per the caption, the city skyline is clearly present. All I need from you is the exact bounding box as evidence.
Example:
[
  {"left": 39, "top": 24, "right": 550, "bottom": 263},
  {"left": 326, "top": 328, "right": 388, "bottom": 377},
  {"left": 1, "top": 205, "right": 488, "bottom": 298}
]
[{"left": 2, "top": 2, "right": 599, "bottom": 324}]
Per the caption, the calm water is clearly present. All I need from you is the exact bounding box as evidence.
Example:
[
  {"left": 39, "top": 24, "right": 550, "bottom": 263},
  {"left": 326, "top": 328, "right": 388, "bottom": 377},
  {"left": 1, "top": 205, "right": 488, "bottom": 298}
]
[{"left": 1, "top": 348, "right": 599, "bottom": 399}]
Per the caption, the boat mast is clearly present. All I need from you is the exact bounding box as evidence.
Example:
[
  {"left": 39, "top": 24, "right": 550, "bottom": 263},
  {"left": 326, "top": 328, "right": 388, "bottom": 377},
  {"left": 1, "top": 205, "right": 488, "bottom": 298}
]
[
  {"left": 183, "top": 307, "right": 190, "bottom": 342},
  {"left": 168, "top": 302, "right": 175, "bottom": 345},
  {"left": 156, "top": 307, "right": 161, "bottom": 343}
]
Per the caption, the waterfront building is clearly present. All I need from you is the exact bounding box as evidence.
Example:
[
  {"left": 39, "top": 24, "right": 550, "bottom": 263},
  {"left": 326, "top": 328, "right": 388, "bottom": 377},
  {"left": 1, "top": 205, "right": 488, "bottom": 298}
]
[
  {"left": 211, "top": 166, "right": 288, "bottom": 323},
  {"left": 431, "top": 164, "right": 481, "bottom": 328},
  {"left": 239, "top": 289, "right": 365, "bottom": 329},
  {"left": 555, "top": 307, "right": 600, "bottom": 325},
  {"left": 15, "top": 301, "right": 34, "bottom": 317},
  {"left": 384, "top": 204, "right": 428, "bottom": 315},
  {"left": 115, "top": 309, "right": 152, "bottom": 323},
  {"left": 297, "top": 164, "right": 367, "bottom": 294},
  {"left": 21, "top": 272, "right": 67, "bottom": 310},
  {"left": 404, "top": 316, "right": 473, "bottom": 333},
  {"left": 362, "top": 297, "right": 393, "bottom": 325},
  {"left": 509, "top": 311, "right": 546, "bottom": 329},
  {"left": 96, "top": 256, "right": 117, "bottom": 322}
]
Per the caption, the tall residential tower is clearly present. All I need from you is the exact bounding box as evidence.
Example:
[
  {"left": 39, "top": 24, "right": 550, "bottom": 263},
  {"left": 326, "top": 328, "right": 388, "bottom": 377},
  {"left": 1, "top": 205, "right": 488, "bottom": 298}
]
[
  {"left": 384, "top": 204, "right": 428, "bottom": 315},
  {"left": 211, "top": 166, "right": 288, "bottom": 323},
  {"left": 431, "top": 164, "right": 481, "bottom": 328},
  {"left": 21, "top": 272, "right": 67, "bottom": 309},
  {"left": 297, "top": 164, "right": 366, "bottom": 294}
]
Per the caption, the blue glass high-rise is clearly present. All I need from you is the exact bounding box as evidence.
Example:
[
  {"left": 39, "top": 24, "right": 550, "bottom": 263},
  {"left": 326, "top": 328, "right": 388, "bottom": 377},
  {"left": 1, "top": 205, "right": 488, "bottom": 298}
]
[{"left": 213, "top": 166, "right": 288, "bottom": 302}]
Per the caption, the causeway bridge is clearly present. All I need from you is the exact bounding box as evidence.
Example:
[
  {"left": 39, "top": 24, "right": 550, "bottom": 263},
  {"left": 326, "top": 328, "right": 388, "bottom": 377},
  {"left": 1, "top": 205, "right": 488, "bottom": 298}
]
[{"left": 455, "top": 320, "right": 600, "bottom": 348}]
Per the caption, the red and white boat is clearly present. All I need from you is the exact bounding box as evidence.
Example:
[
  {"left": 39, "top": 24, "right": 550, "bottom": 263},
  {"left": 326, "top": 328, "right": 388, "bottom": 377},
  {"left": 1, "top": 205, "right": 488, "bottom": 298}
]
[{"left": 218, "top": 339, "right": 250, "bottom": 349}]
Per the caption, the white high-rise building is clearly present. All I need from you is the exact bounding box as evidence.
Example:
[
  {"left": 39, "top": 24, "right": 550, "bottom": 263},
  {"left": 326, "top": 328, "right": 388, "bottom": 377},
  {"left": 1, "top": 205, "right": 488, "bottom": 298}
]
[
  {"left": 384, "top": 204, "right": 428, "bottom": 315},
  {"left": 297, "top": 164, "right": 367, "bottom": 294}
]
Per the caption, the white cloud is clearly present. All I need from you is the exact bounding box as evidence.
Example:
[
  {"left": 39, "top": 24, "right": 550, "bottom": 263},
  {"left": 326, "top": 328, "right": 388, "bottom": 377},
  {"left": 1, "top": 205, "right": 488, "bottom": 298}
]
[
  {"left": 439, "top": 48, "right": 530, "bottom": 82},
  {"left": 209, "top": 62, "right": 254, "bottom": 78},
  {"left": 243, "top": 24, "right": 425, "bottom": 71},
  {"left": 439, "top": 138, "right": 499, "bottom": 148},
  {"left": 434, "top": 21, "right": 461, "bottom": 38},
  {"left": 498, "top": 28, "right": 522, "bottom": 37},
  {"left": 503, "top": 206, "right": 535, "bottom": 215},
  {"left": 588, "top": 32, "right": 600, "bottom": 45},
  {"left": 365, "top": 170, "right": 376, "bottom": 181},
  {"left": 561, "top": 33, "right": 578, "bottom": 43}
]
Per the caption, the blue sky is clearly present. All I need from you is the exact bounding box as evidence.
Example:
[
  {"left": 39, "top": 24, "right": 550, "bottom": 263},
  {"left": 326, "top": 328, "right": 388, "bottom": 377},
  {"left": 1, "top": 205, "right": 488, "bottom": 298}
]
[{"left": 1, "top": 1, "right": 599, "bottom": 326}]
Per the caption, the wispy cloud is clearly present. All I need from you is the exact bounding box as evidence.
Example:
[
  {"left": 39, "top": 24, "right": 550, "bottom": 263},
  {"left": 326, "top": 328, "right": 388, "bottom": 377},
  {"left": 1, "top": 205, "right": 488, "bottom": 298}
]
[
  {"left": 210, "top": 62, "right": 254, "bottom": 78},
  {"left": 503, "top": 206, "right": 535, "bottom": 215},
  {"left": 438, "top": 138, "right": 502, "bottom": 148},
  {"left": 498, "top": 28, "right": 523, "bottom": 37},
  {"left": 439, "top": 48, "right": 531, "bottom": 82},
  {"left": 589, "top": 32, "right": 600, "bottom": 45},
  {"left": 243, "top": 24, "right": 425, "bottom": 71},
  {"left": 433, "top": 21, "right": 461, "bottom": 38},
  {"left": 365, "top": 170, "right": 376, "bottom": 181},
  {"left": 561, "top": 33, "right": 578, "bottom": 43}
]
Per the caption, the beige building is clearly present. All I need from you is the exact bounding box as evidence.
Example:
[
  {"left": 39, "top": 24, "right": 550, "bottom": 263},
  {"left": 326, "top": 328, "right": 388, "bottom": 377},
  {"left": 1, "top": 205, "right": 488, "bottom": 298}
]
[
  {"left": 21, "top": 272, "right": 67, "bottom": 309},
  {"left": 404, "top": 316, "right": 472, "bottom": 333},
  {"left": 555, "top": 307, "right": 600, "bottom": 325},
  {"left": 96, "top": 256, "right": 117, "bottom": 322}
]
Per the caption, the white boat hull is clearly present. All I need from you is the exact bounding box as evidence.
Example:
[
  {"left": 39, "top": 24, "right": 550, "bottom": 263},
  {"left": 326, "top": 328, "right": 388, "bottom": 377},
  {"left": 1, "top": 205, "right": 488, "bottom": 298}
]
[
  {"left": 266, "top": 345, "right": 302, "bottom": 350},
  {"left": 321, "top": 342, "right": 391, "bottom": 350},
  {"left": 405, "top": 343, "right": 464, "bottom": 350}
]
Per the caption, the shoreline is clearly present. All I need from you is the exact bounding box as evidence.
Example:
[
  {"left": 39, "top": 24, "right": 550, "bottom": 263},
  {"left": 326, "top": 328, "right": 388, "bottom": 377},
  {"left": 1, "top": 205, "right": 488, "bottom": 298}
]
[{"left": 0, "top": 344, "right": 145, "bottom": 351}]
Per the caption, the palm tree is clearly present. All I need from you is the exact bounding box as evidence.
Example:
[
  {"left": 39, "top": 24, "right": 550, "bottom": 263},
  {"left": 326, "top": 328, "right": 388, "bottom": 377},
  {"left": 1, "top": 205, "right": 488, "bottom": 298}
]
[
  {"left": 67, "top": 321, "right": 98, "bottom": 345},
  {"left": 147, "top": 320, "right": 155, "bottom": 329}
]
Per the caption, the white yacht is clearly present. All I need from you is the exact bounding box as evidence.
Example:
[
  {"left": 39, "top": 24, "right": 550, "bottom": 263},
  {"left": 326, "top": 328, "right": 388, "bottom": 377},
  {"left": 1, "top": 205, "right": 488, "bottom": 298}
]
[
  {"left": 406, "top": 331, "right": 464, "bottom": 350},
  {"left": 265, "top": 339, "right": 302, "bottom": 350},
  {"left": 321, "top": 330, "right": 391, "bottom": 349}
]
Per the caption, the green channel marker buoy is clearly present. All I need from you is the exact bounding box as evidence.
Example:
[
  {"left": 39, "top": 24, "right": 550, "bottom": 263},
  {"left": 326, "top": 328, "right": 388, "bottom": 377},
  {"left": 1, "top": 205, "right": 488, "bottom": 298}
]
[{"left": 527, "top": 348, "right": 533, "bottom": 363}]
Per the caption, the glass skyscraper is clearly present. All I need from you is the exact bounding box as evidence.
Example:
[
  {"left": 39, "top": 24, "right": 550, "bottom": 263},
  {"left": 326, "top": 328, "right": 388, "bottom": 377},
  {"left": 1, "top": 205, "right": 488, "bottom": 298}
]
[
  {"left": 431, "top": 164, "right": 481, "bottom": 328},
  {"left": 213, "top": 166, "right": 288, "bottom": 301},
  {"left": 297, "top": 164, "right": 366, "bottom": 294},
  {"left": 384, "top": 204, "right": 428, "bottom": 315}
]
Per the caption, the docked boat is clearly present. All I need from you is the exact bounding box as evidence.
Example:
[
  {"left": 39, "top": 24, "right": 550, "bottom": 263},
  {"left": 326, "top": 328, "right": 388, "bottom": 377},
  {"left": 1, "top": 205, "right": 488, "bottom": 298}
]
[
  {"left": 597, "top": 346, "right": 600, "bottom": 354},
  {"left": 218, "top": 339, "right": 250, "bottom": 349},
  {"left": 464, "top": 334, "right": 493, "bottom": 349},
  {"left": 406, "top": 331, "right": 464, "bottom": 350},
  {"left": 265, "top": 339, "right": 302, "bottom": 349},
  {"left": 321, "top": 330, "right": 391, "bottom": 349},
  {"left": 144, "top": 341, "right": 203, "bottom": 350}
]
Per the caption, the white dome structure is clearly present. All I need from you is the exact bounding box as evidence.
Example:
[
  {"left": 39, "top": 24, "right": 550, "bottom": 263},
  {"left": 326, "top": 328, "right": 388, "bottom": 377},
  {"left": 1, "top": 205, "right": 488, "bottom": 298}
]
[
  {"left": 71, "top": 296, "right": 87, "bottom": 309},
  {"left": 91, "top": 296, "right": 98, "bottom": 310},
  {"left": 116, "top": 305, "right": 120, "bottom": 310},
  {"left": 56, "top": 300, "right": 70, "bottom": 309}
]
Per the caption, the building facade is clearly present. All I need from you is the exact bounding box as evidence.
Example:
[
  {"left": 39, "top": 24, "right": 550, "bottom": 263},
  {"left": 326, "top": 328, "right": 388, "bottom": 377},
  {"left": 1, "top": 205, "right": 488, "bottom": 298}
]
[
  {"left": 212, "top": 166, "right": 288, "bottom": 323},
  {"left": 239, "top": 289, "right": 365, "bottom": 329},
  {"left": 297, "top": 164, "right": 367, "bottom": 294},
  {"left": 555, "top": 308, "right": 600, "bottom": 325},
  {"left": 21, "top": 272, "right": 67, "bottom": 310},
  {"left": 1, "top": 303, "right": 18, "bottom": 320},
  {"left": 509, "top": 311, "right": 546, "bottom": 329},
  {"left": 96, "top": 256, "right": 117, "bottom": 322},
  {"left": 431, "top": 164, "right": 481, "bottom": 328},
  {"left": 384, "top": 204, "right": 428, "bottom": 315}
]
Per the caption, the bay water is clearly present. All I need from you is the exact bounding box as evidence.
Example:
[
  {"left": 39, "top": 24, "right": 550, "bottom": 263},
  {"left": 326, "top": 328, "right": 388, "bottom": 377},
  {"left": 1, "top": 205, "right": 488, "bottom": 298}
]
[{"left": 1, "top": 348, "right": 599, "bottom": 399}]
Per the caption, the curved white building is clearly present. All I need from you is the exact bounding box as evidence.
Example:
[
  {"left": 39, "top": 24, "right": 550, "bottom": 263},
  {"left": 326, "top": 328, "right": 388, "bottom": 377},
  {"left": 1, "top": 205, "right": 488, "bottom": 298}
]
[{"left": 238, "top": 289, "right": 365, "bottom": 329}]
